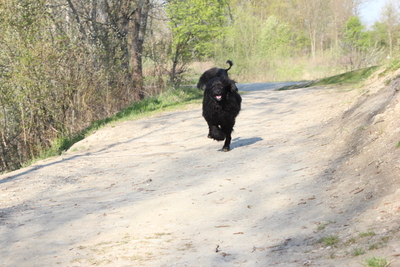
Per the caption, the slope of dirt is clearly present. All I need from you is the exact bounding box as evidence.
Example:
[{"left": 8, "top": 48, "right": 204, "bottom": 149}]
[{"left": 1, "top": 71, "right": 400, "bottom": 267}]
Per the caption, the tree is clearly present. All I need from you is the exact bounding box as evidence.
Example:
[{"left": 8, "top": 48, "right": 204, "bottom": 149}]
[
  {"left": 344, "top": 16, "right": 366, "bottom": 46},
  {"left": 166, "top": 0, "right": 227, "bottom": 84},
  {"left": 296, "top": 0, "right": 331, "bottom": 58},
  {"left": 64, "top": 0, "right": 151, "bottom": 100},
  {"left": 381, "top": 0, "right": 400, "bottom": 57},
  {"left": 328, "top": 0, "right": 358, "bottom": 49},
  {"left": 342, "top": 16, "right": 369, "bottom": 69},
  {"left": 0, "top": 0, "right": 154, "bottom": 172},
  {"left": 259, "top": 15, "right": 292, "bottom": 58},
  {"left": 130, "top": 0, "right": 151, "bottom": 99},
  {"left": 370, "top": 21, "right": 389, "bottom": 48}
]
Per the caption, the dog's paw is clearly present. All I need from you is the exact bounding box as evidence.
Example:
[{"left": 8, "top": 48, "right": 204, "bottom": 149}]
[{"left": 222, "top": 145, "right": 230, "bottom": 152}]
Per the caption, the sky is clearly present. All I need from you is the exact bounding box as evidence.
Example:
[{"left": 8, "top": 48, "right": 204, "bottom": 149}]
[{"left": 359, "top": 0, "right": 387, "bottom": 27}]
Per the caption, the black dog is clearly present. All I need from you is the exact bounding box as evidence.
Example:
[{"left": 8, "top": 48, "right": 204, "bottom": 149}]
[
  {"left": 197, "top": 60, "right": 233, "bottom": 91},
  {"left": 202, "top": 76, "right": 241, "bottom": 152}
]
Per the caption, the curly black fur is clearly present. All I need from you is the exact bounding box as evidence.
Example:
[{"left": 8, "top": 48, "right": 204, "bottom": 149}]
[
  {"left": 202, "top": 76, "right": 242, "bottom": 152},
  {"left": 197, "top": 60, "right": 233, "bottom": 91}
]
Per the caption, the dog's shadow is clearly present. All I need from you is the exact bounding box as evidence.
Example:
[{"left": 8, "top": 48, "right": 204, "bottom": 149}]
[{"left": 224, "top": 137, "right": 263, "bottom": 151}]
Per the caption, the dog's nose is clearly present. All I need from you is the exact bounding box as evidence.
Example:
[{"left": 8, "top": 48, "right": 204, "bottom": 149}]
[{"left": 214, "top": 88, "right": 222, "bottom": 94}]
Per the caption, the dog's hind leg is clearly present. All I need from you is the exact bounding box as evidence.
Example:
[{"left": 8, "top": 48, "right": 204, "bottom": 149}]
[{"left": 208, "top": 124, "right": 225, "bottom": 141}]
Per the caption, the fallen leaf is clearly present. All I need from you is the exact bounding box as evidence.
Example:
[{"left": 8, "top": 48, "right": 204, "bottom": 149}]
[{"left": 233, "top": 232, "right": 244, "bottom": 235}]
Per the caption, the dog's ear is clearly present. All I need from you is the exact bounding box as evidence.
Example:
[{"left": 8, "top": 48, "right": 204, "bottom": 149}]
[{"left": 229, "top": 79, "right": 238, "bottom": 93}]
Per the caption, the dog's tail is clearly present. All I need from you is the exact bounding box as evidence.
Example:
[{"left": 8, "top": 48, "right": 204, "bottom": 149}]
[{"left": 225, "top": 60, "right": 233, "bottom": 71}]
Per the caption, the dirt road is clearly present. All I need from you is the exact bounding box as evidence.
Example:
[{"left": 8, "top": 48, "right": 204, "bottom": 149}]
[{"left": 1, "top": 82, "right": 399, "bottom": 266}]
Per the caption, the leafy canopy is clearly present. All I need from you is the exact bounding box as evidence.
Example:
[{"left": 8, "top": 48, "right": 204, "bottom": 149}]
[
  {"left": 260, "top": 15, "right": 293, "bottom": 57},
  {"left": 343, "top": 16, "right": 367, "bottom": 48},
  {"left": 166, "top": 0, "right": 227, "bottom": 61}
]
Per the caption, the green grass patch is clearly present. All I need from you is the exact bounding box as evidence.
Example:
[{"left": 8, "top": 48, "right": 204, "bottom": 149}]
[
  {"left": 380, "top": 58, "right": 400, "bottom": 78},
  {"left": 278, "top": 66, "right": 379, "bottom": 91},
  {"left": 352, "top": 247, "right": 365, "bottom": 256},
  {"left": 319, "top": 235, "right": 339, "bottom": 247},
  {"left": 313, "top": 66, "right": 379, "bottom": 86},
  {"left": 363, "top": 256, "right": 388, "bottom": 267},
  {"left": 359, "top": 231, "right": 376, "bottom": 238}
]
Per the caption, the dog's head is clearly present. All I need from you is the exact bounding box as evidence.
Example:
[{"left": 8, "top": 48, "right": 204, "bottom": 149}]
[{"left": 205, "top": 76, "right": 238, "bottom": 102}]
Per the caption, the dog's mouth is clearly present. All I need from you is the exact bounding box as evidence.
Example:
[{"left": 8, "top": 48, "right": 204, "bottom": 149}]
[{"left": 215, "top": 95, "right": 222, "bottom": 101}]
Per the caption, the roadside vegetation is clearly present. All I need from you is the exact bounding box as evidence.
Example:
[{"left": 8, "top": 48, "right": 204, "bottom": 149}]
[
  {"left": 277, "top": 65, "right": 381, "bottom": 90},
  {"left": 21, "top": 86, "right": 203, "bottom": 169},
  {"left": 1, "top": 0, "right": 400, "bottom": 173}
]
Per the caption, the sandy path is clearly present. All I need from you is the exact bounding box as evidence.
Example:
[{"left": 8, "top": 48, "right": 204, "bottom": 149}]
[{"left": 0, "top": 83, "right": 396, "bottom": 266}]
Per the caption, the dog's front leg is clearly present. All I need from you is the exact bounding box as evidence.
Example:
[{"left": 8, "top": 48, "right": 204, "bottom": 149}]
[
  {"left": 222, "top": 133, "right": 231, "bottom": 151},
  {"left": 221, "top": 127, "right": 233, "bottom": 152},
  {"left": 208, "top": 124, "right": 225, "bottom": 141}
]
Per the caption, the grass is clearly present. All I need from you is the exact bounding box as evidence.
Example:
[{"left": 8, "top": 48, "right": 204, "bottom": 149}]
[
  {"left": 368, "top": 239, "right": 389, "bottom": 251},
  {"left": 363, "top": 256, "right": 388, "bottom": 267},
  {"left": 319, "top": 235, "right": 339, "bottom": 247},
  {"left": 380, "top": 58, "right": 400, "bottom": 79},
  {"left": 313, "top": 66, "right": 379, "bottom": 86},
  {"left": 352, "top": 247, "right": 365, "bottom": 256},
  {"left": 316, "top": 221, "right": 336, "bottom": 231},
  {"left": 359, "top": 231, "right": 376, "bottom": 238},
  {"left": 277, "top": 66, "right": 380, "bottom": 91}
]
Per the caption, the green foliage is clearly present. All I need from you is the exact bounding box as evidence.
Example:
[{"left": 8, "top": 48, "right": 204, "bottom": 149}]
[
  {"left": 0, "top": 0, "right": 144, "bottom": 172},
  {"left": 352, "top": 248, "right": 365, "bottom": 256},
  {"left": 315, "top": 66, "right": 379, "bottom": 86},
  {"left": 217, "top": 4, "right": 261, "bottom": 60},
  {"left": 343, "top": 16, "right": 367, "bottom": 48},
  {"left": 370, "top": 22, "right": 389, "bottom": 47},
  {"left": 319, "top": 235, "right": 339, "bottom": 247},
  {"left": 359, "top": 231, "right": 376, "bottom": 238},
  {"left": 340, "top": 16, "right": 385, "bottom": 71},
  {"left": 166, "top": 0, "right": 227, "bottom": 61},
  {"left": 363, "top": 257, "right": 387, "bottom": 267},
  {"left": 165, "top": 0, "right": 229, "bottom": 84},
  {"left": 386, "top": 58, "right": 400, "bottom": 72},
  {"left": 278, "top": 66, "right": 379, "bottom": 90},
  {"left": 259, "top": 16, "right": 293, "bottom": 58}
]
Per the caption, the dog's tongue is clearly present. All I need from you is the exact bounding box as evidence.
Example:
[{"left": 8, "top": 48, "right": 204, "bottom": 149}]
[{"left": 216, "top": 95, "right": 222, "bottom": 101}]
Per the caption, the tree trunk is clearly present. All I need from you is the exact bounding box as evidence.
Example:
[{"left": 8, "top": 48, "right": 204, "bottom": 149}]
[
  {"left": 170, "top": 48, "right": 179, "bottom": 84},
  {"left": 130, "top": 0, "right": 150, "bottom": 101}
]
